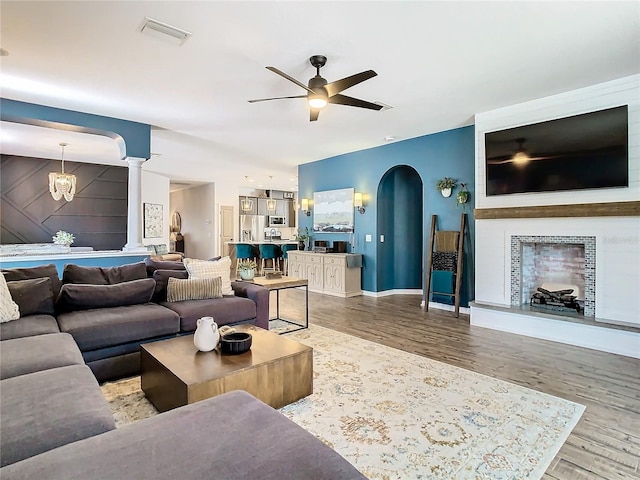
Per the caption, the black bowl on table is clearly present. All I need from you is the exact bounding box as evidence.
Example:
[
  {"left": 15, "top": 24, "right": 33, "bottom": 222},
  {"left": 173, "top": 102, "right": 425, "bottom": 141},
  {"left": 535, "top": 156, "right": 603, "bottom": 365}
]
[{"left": 220, "top": 332, "right": 252, "bottom": 355}]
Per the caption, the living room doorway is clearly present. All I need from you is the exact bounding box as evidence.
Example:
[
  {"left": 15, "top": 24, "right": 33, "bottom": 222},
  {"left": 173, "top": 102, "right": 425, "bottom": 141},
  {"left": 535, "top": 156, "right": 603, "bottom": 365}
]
[{"left": 376, "top": 165, "right": 423, "bottom": 292}]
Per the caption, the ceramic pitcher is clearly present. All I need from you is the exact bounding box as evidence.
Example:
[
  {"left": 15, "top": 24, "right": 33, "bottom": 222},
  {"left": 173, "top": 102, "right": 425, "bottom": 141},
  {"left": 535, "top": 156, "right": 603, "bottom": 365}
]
[{"left": 193, "top": 316, "right": 220, "bottom": 352}]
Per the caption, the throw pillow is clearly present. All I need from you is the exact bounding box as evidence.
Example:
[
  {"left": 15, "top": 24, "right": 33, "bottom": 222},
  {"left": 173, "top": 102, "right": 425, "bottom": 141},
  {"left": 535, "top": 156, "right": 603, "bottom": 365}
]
[
  {"left": 145, "top": 257, "right": 186, "bottom": 277},
  {"left": 0, "top": 274, "right": 20, "bottom": 323},
  {"left": 166, "top": 276, "right": 223, "bottom": 302},
  {"left": 146, "top": 245, "right": 158, "bottom": 254},
  {"left": 56, "top": 278, "right": 156, "bottom": 312},
  {"left": 184, "top": 257, "right": 234, "bottom": 296},
  {"left": 155, "top": 244, "right": 169, "bottom": 255},
  {"left": 152, "top": 269, "right": 189, "bottom": 302},
  {"left": 62, "top": 262, "right": 147, "bottom": 285},
  {"left": 1, "top": 263, "right": 62, "bottom": 297},
  {"left": 6, "top": 278, "right": 55, "bottom": 317}
]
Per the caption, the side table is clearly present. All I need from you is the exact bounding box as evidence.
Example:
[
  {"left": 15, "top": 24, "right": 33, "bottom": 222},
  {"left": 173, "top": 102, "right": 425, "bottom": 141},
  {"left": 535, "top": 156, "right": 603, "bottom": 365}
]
[{"left": 249, "top": 276, "right": 309, "bottom": 333}]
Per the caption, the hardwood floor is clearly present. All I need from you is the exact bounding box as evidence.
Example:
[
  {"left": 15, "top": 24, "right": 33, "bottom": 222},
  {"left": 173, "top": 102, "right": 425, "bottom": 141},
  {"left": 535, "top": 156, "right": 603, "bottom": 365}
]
[{"left": 271, "top": 289, "right": 640, "bottom": 480}]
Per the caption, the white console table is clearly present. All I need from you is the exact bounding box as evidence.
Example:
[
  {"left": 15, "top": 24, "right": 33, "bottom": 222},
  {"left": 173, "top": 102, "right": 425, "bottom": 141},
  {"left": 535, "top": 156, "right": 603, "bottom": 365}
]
[{"left": 287, "top": 251, "right": 362, "bottom": 297}]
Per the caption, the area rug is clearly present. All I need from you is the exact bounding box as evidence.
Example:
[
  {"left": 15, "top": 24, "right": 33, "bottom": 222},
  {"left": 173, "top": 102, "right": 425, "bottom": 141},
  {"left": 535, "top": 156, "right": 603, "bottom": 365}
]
[{"left": 101, "top": 325, "right": 585, "bottom": 480}]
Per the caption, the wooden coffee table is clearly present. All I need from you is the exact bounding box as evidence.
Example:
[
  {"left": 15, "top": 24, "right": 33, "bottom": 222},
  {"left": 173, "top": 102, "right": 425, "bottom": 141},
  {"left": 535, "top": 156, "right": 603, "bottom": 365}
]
[{"left": 140, "top": 325, "right": 312, "bottom": 412}]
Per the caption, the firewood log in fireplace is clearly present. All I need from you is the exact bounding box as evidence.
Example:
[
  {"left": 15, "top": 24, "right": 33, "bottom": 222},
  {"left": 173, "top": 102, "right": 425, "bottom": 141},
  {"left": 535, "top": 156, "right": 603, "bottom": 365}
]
[{"left": 531, "top": 287, "right": 581, "bottom": 313}]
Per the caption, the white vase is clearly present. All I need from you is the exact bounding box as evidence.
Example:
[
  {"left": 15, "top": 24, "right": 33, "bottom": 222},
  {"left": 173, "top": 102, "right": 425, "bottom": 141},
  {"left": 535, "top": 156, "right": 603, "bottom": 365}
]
[
  {"left": 441, "top": 187, "right": 452, "bottom": 198},
  {"left": 193, "top": 316, "right": 220, "bottom": 352}
]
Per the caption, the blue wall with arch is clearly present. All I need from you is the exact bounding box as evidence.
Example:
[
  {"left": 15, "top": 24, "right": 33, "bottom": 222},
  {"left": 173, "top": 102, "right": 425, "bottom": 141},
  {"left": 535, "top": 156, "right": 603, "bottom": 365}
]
[{"left": 298, "top": 125, "right": 475, "bottom": 305}]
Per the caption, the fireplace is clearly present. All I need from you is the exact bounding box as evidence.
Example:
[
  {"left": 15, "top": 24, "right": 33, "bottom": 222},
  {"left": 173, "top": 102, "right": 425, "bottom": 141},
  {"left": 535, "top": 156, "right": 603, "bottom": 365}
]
[{"left": 510, "top": 235, "right": 595, "bottom": 317}]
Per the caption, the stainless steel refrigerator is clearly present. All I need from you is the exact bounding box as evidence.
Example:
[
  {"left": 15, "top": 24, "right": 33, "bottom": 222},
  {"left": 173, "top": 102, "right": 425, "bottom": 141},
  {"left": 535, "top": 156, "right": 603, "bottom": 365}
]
[{"left": 239, "top": 215, "right": 266, "bottom": 242}]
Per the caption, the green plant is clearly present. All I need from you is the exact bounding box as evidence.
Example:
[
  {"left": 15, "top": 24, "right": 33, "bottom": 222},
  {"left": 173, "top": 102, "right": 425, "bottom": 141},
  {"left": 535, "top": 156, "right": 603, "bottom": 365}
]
[
  {"left": 457, "top": 183, "right": 470, "bottom": 207},
  {"left": 294, "top": 227, "right": 310, "bottom": 241},
  {"left": 238, "top": 259, "right": 257, "bottom": 271},
  {"left": 436, "top": 177, "right": 457, "bottom": 191},
  {"left": 52, "top": 230, "right": 75, "bottom": 246}
]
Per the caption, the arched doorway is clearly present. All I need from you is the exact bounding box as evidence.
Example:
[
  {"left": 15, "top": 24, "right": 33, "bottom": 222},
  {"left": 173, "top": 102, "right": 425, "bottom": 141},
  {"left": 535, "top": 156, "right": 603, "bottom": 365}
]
[{"left": 376, "top": 165, "right": 423, "bottom": 292}]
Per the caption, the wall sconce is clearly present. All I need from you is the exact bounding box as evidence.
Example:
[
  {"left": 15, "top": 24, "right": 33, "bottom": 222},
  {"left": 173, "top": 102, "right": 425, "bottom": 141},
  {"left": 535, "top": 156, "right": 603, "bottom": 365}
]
[
  {"left": 354, "top": 192, "right": 365, "bottom": 214},
  {"left": 301, "top": 198, "right": 311, "bottom": 216}
]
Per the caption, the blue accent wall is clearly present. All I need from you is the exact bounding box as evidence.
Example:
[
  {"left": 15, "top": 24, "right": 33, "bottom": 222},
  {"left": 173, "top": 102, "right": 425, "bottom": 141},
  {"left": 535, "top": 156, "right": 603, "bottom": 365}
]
[
  {"left": 298, "top": 126, "right": 475, "bottom": 305},
  {"left": 0, "top": 99, "right": 151, "bottom": 159}
]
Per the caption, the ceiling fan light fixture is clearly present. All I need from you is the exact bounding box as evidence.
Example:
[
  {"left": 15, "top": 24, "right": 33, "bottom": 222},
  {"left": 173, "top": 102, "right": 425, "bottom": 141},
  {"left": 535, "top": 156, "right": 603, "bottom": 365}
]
[
  {"left": 511, "top": 138, "right": 530, "bottom": 166},
  {"left": 308, "top": 95, "right": 327, "bottom": 109}
]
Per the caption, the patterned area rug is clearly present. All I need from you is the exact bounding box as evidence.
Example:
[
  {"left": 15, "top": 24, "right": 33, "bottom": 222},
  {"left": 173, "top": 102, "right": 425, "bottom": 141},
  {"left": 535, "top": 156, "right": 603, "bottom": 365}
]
[{"left": 101, "top": 324, "right": 585, "bottom": 479}]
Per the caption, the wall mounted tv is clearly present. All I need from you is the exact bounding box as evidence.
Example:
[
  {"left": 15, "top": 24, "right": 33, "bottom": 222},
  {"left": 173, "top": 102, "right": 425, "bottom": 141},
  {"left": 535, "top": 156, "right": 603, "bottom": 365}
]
[{"left": 484, "top": 105, "right": 628, "bottom": 196}]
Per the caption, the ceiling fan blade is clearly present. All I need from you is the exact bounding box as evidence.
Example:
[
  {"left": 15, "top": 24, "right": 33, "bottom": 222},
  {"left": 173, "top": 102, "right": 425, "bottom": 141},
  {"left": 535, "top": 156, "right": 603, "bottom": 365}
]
[
  {"left": 248, "top": 95, "right": 307, "bottom": 103},
  {"left": 310, "top": 109, "right": 320, "bottom": 122},
  {"left": 266, "top": 66, "right": 315, "bottom": 94},
  {"left": 325, "top": 70, "right": 377, "bottom": 97},
  {"left": 328, "top": 94, "right": 383, "bottom": 110}
]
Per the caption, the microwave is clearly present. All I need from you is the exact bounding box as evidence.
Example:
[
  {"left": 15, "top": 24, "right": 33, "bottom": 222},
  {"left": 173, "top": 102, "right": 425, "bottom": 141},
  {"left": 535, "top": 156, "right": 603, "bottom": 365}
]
[{"left": 268, "top": 216, "right": 286, "bottom": 226}]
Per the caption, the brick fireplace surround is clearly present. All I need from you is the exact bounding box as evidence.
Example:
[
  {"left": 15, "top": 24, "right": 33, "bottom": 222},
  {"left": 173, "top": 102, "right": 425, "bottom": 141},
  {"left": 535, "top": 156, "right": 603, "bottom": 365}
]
[{"left": 469, "top": 75, "right": 640, "bottom": 359}]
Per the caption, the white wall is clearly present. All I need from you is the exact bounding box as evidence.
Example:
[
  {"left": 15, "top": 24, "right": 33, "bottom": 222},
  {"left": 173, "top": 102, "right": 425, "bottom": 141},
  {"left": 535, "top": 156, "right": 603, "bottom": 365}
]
[
  {"left": 141, "top": 169, "right": 170, "bottom": 248},
  {"left": 171, "top": 183, "right": 216, "bottom": 260},
  {"left": 474, "top": 75, "right": 640, "bottom": 326}
]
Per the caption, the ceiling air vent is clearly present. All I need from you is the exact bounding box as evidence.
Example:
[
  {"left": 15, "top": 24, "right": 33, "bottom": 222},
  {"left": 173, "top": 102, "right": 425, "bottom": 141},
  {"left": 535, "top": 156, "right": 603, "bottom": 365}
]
[{"left": 140, "top": 17, "right": 192, "bottom": 45}]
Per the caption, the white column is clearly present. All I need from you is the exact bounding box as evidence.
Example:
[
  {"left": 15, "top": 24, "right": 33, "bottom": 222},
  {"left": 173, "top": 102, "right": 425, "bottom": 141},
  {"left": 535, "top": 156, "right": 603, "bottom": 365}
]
[{"left": 123, "top": 157, "right": 147, "bottom": 252}]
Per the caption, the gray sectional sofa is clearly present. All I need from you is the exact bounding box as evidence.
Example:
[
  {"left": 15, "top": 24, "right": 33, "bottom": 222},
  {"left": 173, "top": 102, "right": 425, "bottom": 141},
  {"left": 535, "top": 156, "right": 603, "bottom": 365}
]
[
  {"left": 1, "top": 259, "right": 269, "bottom": 381},
  {"left": 0, "top": 260, "right": 366, "bottom": 479},
  {"left": 0, "top": 333, "right": 366, "bottom": 479}
]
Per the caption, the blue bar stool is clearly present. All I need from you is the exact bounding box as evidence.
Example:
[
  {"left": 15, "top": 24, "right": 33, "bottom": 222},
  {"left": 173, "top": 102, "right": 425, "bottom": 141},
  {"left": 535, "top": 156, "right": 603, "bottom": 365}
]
[
  {"left": 259, "top": 244, "right": 280, "bottom": 273},
  {"left": 235, "top": 243, "right": 256, "bottom": 274},
  {"left": 280, "top": 243, "right": 298, "bottom": 275}
]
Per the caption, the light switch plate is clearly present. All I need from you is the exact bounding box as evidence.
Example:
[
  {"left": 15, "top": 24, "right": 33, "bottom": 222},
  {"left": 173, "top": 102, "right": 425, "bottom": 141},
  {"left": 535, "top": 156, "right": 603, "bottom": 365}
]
[
  {"left": 380, "top": 235, "right": 385, "bottom": 242},
  {"left": 365, "top": 234, "right": 372, "bottom": 242}
]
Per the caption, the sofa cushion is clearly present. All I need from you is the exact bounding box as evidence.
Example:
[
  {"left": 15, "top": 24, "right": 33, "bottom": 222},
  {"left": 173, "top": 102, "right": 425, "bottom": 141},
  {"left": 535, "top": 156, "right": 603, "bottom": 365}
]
[
  {"left": 0, "top": 333, "right": 84, "bottom": 380},
  {"left": 1, "top": 263, "right": 62, "bottom": 297},
  {"left": 167, "top": 276, "right": 222, "bottom": 302},
  {"left": 184, "top": 256, "right": 233, "bottom": 295},
  {"left": 57, "top": 303, "right": 180, "bottom": 351},
  {"left": 7, "top": 278, "right": 55, "bottom": 317},
  {"left": 0, "top": 390, "right": 367, "bottom": 480},
  {"left": 162, "top": 296, "right": 257, "bottom": 332},
  {"left": 152, "top": 269, "right": 189, "bottom": 302},
  {"left": 57, "top": 278, "right": 156, "bottom": 312},
  {"left": 62, "top": 262, "right": 147, "bottom": 285},
  {"left": 0, "top": 273, "right": 20, "bottom": 323},
  {"left": 145, "top": 257, "right": 186, "bottom": 276},
  {"left": 0, "top": 365, "right": 116, "bottom": 467},
  {"left": 0, "top": 314, "right": 60, "bottom": 341}
]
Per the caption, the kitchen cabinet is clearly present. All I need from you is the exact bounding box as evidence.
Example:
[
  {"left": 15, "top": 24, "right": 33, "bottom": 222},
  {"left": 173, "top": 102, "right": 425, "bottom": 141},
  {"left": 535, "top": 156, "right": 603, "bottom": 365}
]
[{"left": 287, "top": 252, "right": 361, "bottom": 297}]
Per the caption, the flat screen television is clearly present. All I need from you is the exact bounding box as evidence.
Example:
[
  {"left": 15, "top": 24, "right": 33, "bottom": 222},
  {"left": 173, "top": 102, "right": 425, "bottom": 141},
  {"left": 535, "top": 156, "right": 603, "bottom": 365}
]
[{"left": 484, "top": 105, "right": 628, "bottom": 196}]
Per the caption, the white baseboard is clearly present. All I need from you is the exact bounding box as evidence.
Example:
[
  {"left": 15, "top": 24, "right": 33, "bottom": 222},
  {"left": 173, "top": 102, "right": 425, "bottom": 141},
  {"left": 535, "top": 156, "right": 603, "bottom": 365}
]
[
  {"left": 418, "top": 301, "right": 471, "bottom": 315},
  {"left": 362, "top": 289, "right": 422, "bottom": 297}
]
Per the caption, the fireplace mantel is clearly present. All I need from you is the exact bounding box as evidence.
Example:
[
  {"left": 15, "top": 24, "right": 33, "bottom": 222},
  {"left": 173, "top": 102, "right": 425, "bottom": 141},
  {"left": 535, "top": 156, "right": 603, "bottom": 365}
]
[{"left": 474, "top": 201, "right": 640, "bottom": 220}]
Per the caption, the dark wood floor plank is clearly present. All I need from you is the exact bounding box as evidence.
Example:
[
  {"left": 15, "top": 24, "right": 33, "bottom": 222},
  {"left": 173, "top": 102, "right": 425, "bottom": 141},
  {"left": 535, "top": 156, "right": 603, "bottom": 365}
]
[{"left": 271, "top": 290, "right": 640, "bottom": 479}]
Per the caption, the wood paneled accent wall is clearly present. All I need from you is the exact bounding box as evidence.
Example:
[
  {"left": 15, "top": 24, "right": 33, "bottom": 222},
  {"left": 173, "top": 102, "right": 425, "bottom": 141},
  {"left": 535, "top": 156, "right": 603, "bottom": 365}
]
[{"left": 1, "top": 154, "right": 128, "bottom": 251}]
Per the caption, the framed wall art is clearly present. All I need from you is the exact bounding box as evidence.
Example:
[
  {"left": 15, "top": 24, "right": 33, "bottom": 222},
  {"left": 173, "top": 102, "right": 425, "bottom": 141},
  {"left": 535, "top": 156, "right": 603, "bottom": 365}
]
[
  {"left": 144, "top": 203, "right": 163, "bottom": 238},
  {"left": 313, "top": 188, "right": 354, "bottom": 233}
]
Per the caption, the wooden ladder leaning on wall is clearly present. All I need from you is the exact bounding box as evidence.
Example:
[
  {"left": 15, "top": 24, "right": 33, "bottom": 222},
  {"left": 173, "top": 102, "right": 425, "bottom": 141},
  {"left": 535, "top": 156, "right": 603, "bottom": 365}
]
[{"left": 423, "top": 213, "right": 467, "bottom": 318}]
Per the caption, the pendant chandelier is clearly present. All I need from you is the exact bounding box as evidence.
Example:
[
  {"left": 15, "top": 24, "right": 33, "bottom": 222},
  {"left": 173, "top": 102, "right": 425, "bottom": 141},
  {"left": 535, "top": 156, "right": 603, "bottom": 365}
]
[
  {"left": 266, "top": 176, "right": 276, "bottom": 211},
  {"left": 241, "top": 196, "right": 253, "bottom": 212},
  {"left": 49, "top": 142, "right": 77, "bottom": 201}
]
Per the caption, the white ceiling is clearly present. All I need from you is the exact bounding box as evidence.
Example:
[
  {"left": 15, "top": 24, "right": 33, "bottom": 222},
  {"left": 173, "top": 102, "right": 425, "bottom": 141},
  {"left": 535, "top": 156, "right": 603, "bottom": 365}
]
[{"left": 1, "top": 1, "right": 638, "bottom": 191}]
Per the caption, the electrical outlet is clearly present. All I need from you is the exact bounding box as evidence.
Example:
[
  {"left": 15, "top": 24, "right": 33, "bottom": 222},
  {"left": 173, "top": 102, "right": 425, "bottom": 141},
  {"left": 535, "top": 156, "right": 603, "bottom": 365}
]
[{"left": 365, "top": 234, "right": 372, "bottom": 242}]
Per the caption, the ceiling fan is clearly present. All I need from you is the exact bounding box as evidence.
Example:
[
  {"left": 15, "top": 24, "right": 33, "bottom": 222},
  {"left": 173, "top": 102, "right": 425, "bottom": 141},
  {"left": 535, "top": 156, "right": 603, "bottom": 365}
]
[{"left": 248, "top": 55, "right": 382, "bottom": 122}]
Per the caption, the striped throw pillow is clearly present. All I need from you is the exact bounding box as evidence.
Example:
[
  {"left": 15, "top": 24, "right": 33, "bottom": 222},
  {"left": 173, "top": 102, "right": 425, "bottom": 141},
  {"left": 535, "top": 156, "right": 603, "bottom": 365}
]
[
  {"left": 184, "top": 256, "right": 234, "bottom": 296},
  {"left": 166, "top": 276, "right": 223, "bottom": 303}
]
